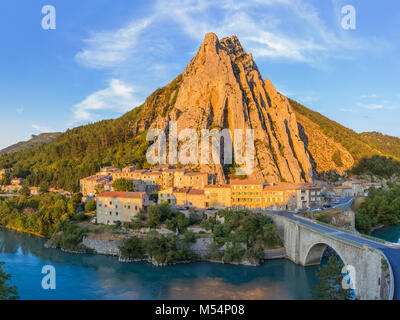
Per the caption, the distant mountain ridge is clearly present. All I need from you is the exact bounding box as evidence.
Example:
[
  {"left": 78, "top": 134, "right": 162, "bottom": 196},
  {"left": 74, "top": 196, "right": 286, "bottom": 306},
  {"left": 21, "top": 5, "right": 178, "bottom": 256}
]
[
  {"left": 0, "top": 132, "right": 62, "bottom": 155},
  {"left": 0, "top": 33, "right": 400, "bottom": 192}
]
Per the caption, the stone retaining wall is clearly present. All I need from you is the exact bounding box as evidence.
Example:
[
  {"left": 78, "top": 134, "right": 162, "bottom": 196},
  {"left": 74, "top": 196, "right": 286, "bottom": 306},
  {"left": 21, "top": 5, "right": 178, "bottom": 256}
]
[{"left": 82, "top": 237, "right": 120, "bottom": 256}]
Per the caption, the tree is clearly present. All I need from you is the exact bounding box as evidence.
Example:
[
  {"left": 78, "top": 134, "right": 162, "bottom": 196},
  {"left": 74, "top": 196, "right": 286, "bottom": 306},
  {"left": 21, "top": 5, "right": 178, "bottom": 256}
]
[
  {"left": 85, "top": 200, "right": 96, "bottom": 212},
  {"left": 39, "top": 182, "right": 49, "bottom": 194},
  {"left": 20, "top": 185, "right": 31, "bottom": 197},
  {"left": 147, "top": 205, "right": 161, "bottom": 227},
  {"left": 0, "top": 262, "right": 19, "bottom": 300},
  {"left": 94, "top": 184, "right": 104, "bottom": 195},
  {"left": 0, "top": 172, "right": 11, "bottom": 186},
  {"left": 311, "top": 256, "right": 353, "bottom": 300},
  {"left": 149, "top": 193, "right": 158, "bottom": 202},
  {"left": 112, "top": 178, "right": 133, "bottom": 192},
  {"left": 119, "top": 236, "right": 144, "bottom": 260},
  {"left": 71, "top": 192, "right": 83, "bottom": 205}
]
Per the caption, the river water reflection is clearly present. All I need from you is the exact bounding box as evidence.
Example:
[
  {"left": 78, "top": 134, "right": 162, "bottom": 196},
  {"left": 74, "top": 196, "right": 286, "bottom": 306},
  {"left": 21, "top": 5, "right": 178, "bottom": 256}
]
[{"left": 0, "top": 227, "right": 319, "bottom": 300}]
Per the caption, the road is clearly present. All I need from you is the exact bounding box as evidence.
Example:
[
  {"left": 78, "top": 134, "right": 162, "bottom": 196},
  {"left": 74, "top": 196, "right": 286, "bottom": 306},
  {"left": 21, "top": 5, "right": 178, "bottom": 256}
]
[{"left": 270, "top": 201, "right": 400, "bottom": 300}]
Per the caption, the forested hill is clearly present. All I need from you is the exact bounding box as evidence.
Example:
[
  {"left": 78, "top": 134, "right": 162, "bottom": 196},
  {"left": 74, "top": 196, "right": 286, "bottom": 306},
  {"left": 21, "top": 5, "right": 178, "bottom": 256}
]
[
  {"left": 360, "top": 132, "right": 400, "bottom": 160},
  {"left": 0, "top": 79, "right": 179, "bottom": 192}
]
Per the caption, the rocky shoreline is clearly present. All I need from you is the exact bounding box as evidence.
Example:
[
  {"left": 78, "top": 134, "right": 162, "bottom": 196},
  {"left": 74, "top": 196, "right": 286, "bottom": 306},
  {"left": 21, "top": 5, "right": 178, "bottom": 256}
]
[{"left": 43, "top": 234, "right": 284, "bottom": 267}]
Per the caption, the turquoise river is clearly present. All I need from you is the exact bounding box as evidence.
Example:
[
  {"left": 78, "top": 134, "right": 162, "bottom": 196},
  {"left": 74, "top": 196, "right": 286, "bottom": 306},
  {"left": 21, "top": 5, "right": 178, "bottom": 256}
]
[{"left": 0, "top": 227, "right": 321, "bottom": 300}]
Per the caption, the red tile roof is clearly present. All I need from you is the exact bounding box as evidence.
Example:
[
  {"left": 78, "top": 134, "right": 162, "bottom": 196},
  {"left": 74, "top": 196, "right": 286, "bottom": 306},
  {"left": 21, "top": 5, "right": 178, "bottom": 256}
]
[
  {"left": 97, "top": 191, "right": 146, "bottom": 199},
  {"left": 230, "top": 179, "right": 264, "bottom": 185}
]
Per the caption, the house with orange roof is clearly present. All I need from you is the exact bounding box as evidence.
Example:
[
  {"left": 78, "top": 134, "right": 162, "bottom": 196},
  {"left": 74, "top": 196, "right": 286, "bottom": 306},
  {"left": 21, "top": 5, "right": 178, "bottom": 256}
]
[
  {"left": 204, "top": 184, "right": 231, "bottom": 209},
  {"left": 230, "top": 179, "right": 264, "bottom": 209},
  {"left": 80, "top": 174, "right": 112, "bottom": 196},
  {"left": 172, "top": 188, "right": 206, "bottom": 209}
]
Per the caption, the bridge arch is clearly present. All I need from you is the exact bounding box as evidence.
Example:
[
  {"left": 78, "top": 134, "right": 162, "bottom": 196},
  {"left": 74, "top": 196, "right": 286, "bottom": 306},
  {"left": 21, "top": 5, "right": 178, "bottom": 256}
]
[{"left": 304, "top": 242, "right": 347, "bottom": 267}]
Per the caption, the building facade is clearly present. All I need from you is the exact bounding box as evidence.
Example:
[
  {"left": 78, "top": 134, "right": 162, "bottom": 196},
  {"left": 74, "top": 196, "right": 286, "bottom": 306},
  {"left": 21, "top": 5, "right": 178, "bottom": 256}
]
[{"left": 96, "top": 191, "right": 149, "bottom": 225}]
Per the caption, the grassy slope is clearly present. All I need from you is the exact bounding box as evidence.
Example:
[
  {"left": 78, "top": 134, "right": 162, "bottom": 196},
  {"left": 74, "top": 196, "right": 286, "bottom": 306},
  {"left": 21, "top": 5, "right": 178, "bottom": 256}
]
[
  {"left": 289, "top": 98, "right": 390, "bottom": 163},
  {"left": 360, "top": 131, "right": 400, "bottom": 160}
]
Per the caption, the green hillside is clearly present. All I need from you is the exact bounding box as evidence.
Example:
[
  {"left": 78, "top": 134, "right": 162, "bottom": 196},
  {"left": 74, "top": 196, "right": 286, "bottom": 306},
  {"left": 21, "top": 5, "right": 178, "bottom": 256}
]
[
  {"left": 0, "top": 133, "right": 62, "bottom": 155},
  {"left": 289, "top": 99, "right": 387, "bottom": 162},
  {"left": 360, "top": 131, "right": 400, "bottom": 160},
  {"left": 0, "top": 78, "right": 181, "bottom": 192}
]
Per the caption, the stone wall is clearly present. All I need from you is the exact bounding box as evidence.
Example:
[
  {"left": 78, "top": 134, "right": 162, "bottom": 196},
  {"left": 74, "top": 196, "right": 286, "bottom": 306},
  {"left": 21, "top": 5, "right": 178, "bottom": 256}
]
[
  {"left": 264, "top": 248, "right": 285, "bottom": 260},
  {"left": 82, "top": 237, "right": 120, "bottom": 256},
  {"left": 190, "top": 238, "right": 212, "bottom": 259}
]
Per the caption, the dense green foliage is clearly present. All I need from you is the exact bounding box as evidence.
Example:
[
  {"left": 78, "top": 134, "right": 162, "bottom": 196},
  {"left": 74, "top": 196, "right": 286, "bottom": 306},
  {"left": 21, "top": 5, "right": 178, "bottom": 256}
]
[
  {"left": 355, "top": 184, "right": 400, "bottom": 234},
  {"left": 0, "top": 262, "right": 19, "bottom": 300},
  {"left": 112, "top": 178, "right": 133, "bottom": 192},
  {"left": 361, "top": 131, "right": 400, "bottom": 160},
  {"left": 119, "top": 231, "right": 197, "bottom": 264},
  {"left": 351, "top": 155, "right": 400, "bottom": 178},
  {"left": 206, "top": 209, "right": 282, "bottom": 264},
  {"left": 0, "top": 75, "right": 183, "bottom": 193},
  {"left": 0, "top": 107, "right": 148, "bottom": 192},
  {"left": 0, "top": 171, "right": 11, "bottom": 185},
  {"left": 311, "top": 255, "right": 353, "bottom": 300},
  {"left": 145, "top": 203, "right": 195, "bottom": 232},
  {"left": 50, "top": 219, "right": 89, "bottom": 252},
  {"left": 289, "top": 98, "right": 391, "bottom": 163},
  {"left": 0, "top": 193, "right": 76, "bottom": 237},
  {"left": 84, "top": 200, "right": 97, "bottom": 212}
]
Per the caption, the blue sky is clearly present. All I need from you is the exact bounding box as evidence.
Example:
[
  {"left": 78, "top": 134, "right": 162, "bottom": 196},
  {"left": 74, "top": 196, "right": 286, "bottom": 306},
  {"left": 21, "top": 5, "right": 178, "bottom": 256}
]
[{"left": 1, "top": 0, "right": 399, "bottom": 149}]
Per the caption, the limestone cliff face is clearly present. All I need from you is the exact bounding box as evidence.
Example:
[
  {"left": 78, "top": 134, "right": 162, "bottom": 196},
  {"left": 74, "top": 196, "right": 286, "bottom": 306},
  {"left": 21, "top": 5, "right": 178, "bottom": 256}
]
[{"left": 134, "top": 33, "right": 314, "bottom": 183}]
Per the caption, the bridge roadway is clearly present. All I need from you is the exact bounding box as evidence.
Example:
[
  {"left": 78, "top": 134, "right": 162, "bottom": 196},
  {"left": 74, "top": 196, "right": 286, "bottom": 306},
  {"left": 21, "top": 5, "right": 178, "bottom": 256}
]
[{"left": 270, "top": 201, "right": 400, "bottom": 300}]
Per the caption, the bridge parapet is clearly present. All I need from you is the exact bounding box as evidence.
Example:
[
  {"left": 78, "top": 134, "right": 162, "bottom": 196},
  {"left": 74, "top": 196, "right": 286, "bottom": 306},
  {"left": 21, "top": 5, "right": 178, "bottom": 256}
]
[{"left": 267, "top": 214, "right": 391, "bottom": 300}]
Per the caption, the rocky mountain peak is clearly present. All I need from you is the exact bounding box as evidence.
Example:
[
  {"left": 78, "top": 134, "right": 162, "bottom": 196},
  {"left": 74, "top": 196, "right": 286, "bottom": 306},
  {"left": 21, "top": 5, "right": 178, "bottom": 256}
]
[{"left": 136, "top": 33, "right": 315, "bottom": 183}]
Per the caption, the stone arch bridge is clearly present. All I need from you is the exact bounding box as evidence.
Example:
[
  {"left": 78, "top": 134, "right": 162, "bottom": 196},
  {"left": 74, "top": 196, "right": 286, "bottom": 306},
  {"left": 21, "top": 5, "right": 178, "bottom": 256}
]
[{"left": 267, "top": 213, "right": 400, "bottom": 300}]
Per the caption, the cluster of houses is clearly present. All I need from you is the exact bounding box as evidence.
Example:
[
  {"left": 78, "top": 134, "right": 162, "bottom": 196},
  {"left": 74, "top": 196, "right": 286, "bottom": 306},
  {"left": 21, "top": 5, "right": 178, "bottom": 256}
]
[
  {"left": 1, "top": 166, "right": 384, "bottom": 226},
  {"left": 0, "top": 170, "right": 73, "bottom": 198},
  {"left": 80, "top": 165, "right": 325, "bottom": 224},
  {"left": 332, "top": 179, "right": 381, "bottom": 198}
]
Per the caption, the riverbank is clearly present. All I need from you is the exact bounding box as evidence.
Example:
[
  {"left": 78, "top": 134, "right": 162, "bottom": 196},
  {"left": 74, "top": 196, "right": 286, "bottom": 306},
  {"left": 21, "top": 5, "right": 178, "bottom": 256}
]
[
  {"left": 0, "top": 226, "right": 319, "bottom": 300},
  {"left": 1, "top": 225, "right": 47, "bottom": 238},
  {"left": 43, "top": 222, "right": 286, "bottom": 267}
]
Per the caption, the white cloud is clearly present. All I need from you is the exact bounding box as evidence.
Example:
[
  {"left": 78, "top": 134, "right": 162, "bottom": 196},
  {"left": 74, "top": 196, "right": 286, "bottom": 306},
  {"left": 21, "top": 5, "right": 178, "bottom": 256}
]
[
  {"left": 75, "top": 18, "right": 154, "bottom": 69},
  {"left": 75, "top": 0, "right": 373, "bottom": 71},
  {"left": 32, "top": 124, "right": 54, "bottom": 133},
  {"left": 72, "top": 79, "right": 140, "bottom": 123},
  {"left": 357, "top": 103, "right": 395, "bottom": 110},
  {"left": 360, "top": 94, "right": 377, "bottom": 99}
]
